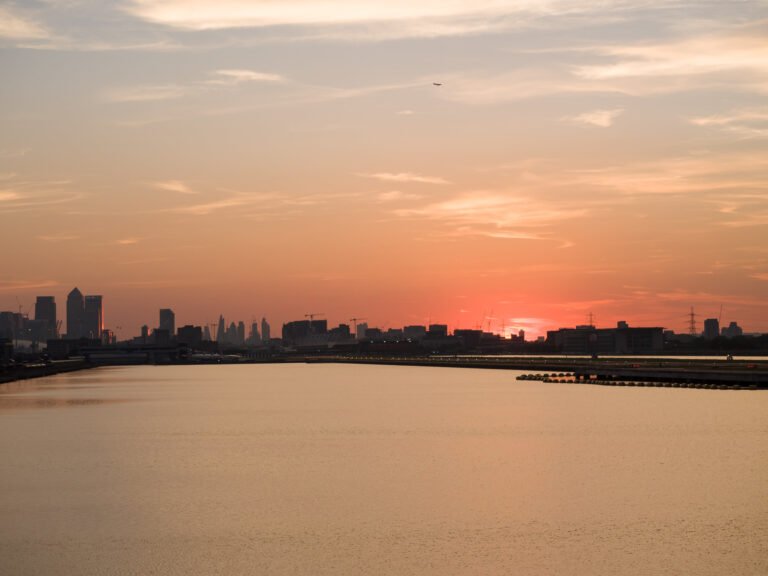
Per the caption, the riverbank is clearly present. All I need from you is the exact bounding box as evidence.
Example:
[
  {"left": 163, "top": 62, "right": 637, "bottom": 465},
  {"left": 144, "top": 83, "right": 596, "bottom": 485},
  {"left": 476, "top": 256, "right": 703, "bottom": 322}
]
[{"left": 0, "top": 358, "right": 92, "bottom": 384}]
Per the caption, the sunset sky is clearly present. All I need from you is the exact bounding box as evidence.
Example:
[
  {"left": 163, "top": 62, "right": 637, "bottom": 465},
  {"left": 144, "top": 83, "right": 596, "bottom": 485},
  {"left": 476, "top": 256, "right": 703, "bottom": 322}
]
[{"left": 1, "top": 1, "right": 767, "bottom": 338}]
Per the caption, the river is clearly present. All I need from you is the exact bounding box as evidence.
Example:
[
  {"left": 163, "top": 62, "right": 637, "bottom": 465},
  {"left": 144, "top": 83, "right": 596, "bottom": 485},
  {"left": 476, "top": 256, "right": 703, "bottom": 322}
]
[{"left": 1, "top": 364, "right": 766, "bottom": 575}]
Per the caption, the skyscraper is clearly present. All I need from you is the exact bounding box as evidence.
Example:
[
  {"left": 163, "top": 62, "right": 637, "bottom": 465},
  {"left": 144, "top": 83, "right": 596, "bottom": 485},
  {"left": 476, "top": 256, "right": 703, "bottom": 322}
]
[
  {"left": 250, "top": 322, "right": 261, "bottom": 344},
  {"left": 217, "top": 315, "right": 226, "bottom": 344},
  {"left": 261, "top": 317, "right": 270, "bottom": 342},
  {"left": 703, "top": 318, "right": 719, "bottom": 340},
  {"left": 35, "top": 296, "right": 57, "bottom": 339},
  {"left": 159, "top": 308, "right": 175, "bottom": 337},
  {"left": 66, "top": 287, "right": 84, "bottom": 339},
  {"left": 83, "top": 295, "right": 103, "bottom": 339}
]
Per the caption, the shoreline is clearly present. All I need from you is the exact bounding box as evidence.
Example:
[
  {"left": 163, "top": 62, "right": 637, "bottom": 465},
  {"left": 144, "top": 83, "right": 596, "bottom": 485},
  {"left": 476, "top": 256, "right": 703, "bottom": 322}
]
[{"left": 2, "top": 355, "right": 767, "bottom": 389}]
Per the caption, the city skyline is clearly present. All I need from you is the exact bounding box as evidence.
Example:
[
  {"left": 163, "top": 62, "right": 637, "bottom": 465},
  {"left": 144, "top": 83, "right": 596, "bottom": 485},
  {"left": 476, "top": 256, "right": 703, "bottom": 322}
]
[
  {"left": 2, "top": 2, "right": 767, "bottom": 338},
  {"left": 0, "top": 286, "right": 755, "bottom": 344}
]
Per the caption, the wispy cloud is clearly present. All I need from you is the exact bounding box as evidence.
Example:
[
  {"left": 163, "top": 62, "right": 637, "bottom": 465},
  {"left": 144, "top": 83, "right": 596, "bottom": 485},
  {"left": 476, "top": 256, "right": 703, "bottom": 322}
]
[
  {"left": 565, "top": 108, "right": 624, "bottom": 127},
  {"left": 0, "top": 279, "right": 59, "bottom": 292},
  {"left": 208, "top": 69, "right": 286, "bottom": 85},
  {"left": 574, "top": 33, "right": 768, "bottom": 82},
  {"left": 690, "top": 107, "right": 768, "bottom": 139},
  {"left": 105, "top": 84, "right": 187, "bottom": 102},
  {"left": 123, "top": 1, "right": 693, "bottom": 42},
  {"left": 116, "top": 237, "right": 142, "bottom": 245},
  {"left": 0, "top": 6, "right": 49, "bottom": 40},
  {"left": 0, "top": 177, "right": 82, "bottom": 214},
  {"left": 395, "top": 191, "right": 587, "bottom": 240},
  {"left": 566, "top": 153, "right": 768, "bottom": 197},
  {"left": 172, "top": 192, "right": 276, "bottom": 215},
  {"left": 359, "top": 172, "right": 451, "bottom": 185},
  {"left": 37, "top": 234, "right": 80, "bottom": 242},
  {"left": 377, "top": 190, "right": 423, "bottom": 202},
  {"left": 154, "top": 180, "right": 197, "bottom": 194},
  {"left": 124, "top": 1, "right": 557, "bottom": 32}
]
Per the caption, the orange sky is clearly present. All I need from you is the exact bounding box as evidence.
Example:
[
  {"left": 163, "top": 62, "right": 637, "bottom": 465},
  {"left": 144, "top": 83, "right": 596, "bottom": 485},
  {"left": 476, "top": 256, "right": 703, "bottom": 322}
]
[{"left": 1, "top": 2, "right": 767, "bottom": 338}]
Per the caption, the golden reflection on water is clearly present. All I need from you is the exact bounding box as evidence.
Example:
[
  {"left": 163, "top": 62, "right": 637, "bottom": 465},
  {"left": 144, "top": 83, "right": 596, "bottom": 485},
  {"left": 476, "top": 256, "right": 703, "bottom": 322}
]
[{"left": 1, "top": 364, "right": 766, "bottom": 576}]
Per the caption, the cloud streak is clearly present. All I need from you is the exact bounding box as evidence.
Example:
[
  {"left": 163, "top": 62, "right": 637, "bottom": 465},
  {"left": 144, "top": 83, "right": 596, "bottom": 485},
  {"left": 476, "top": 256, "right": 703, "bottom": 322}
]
[
  {"left": 208, "top": 69, "right": 286, "bottom": 85},
  {"left": 0, "top": 6, "right": 49, "bottom": 40},
  {"left": 360, "top": 172, "right": 451, "bottom": 185},
  {"left": 154, "top": 180, "right": 197, "bottom": 194},
  {"left": 565, "top": 108, "right": 624, "bottom": 127},
  {"left": 395, "top": 191, "right": 587, "bottom": 240}
]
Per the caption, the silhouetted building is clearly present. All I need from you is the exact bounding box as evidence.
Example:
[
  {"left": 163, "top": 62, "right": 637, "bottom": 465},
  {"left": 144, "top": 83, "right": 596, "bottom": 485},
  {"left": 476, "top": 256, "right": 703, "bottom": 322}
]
[
  {"left": 177, "top": 325, "right": 203, "bottom": 346},
  {"left": 225, "top": 322, "right": 239, "bottom": 345},
  {"left": 66, "top": 287, "right": 85, "bottom": 339},
  {"left": 404, "top": 325, "right": 427, "bottom": 340},
  {"left": 384, "top": 328, "right": 404, "bottom": 341},
  {"left": 428, "top": 324, "right": 448, "bottom": 337},
  {"left": 454, "top": 329, "right": 483, "bottom": 350},
  {"left": 249, "top": 322, "right": 261, "bottom": 345},
  {"left": 35, "top": 296, "right": 57, "bottom": 340},
  {"left": 152, "top": 328, "right": 171, "bottom": 346},
  {"left": 217, "top": 315, "right": 226, "bottom": 344},
  {"left": 203, "top": 325, "right": 211, "bottom": 341},
  {"left": 0, "top": 312, "right": 17, "bottom": 340},
  {"left": 83, "top": 295, "right": 103, "bottom": 339},
  {"left": 328, "top": 323, "right": 351, "bottom": 341},
  {"left": 237, "top": 321, "right": 246, "bottom": 345},
  {"left": 261, "top": 317, "right": 271, "bottom": 342},
  {"left": 141, "top": 325, "right": 149, "bottom": 342},
  {"left": 0, "top": 338, "right": 12, "bottom": 365},
  {"left": 283, "top": 320, "right": 312, "bottom": 344},
  {"left": 547, "top": 322, "right": 664, "bottom": 354},
  {"left": 159, "top": 308, "right": 175, "bottom": 337},
  {"left": 356, "top": 322, "right": 368, "bottom": 340},
  {"left": 703, "top": 318, "right": 719, "bottom": 340},
  {"left": 365, "top": 328, "right": 383, "bottom": 341},
  {"left": 721, "top": 321, "right": 743, "bottom": 338}
]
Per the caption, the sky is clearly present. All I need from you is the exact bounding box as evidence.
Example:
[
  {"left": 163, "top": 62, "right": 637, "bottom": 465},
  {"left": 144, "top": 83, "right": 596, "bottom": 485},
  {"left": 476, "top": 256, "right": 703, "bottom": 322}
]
[{"left": 1, "top": 0, "right": 767, "bottom": 339}]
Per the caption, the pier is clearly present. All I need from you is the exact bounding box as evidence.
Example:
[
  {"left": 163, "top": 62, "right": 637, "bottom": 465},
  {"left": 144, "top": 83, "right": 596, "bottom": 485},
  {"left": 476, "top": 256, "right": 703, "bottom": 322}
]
[{"left": 301, "top": 355, "right": 768, "bottom": 389}]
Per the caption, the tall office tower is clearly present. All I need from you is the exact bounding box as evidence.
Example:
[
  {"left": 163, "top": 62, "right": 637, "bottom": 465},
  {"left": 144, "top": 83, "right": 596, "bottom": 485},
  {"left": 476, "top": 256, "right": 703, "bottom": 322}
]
[
  {"left": 83, "top": 295, "right": 103, "bottom": 339},
  {"left": 141, "top": 325, "right": 149, "bottom": 341},
  {"left": 703, "top": 318, "right": 720, "bottom": 340},
  {"left": 203, "top": 325, "right": 211, "bottom": 341},
  {"left": 159, "top": 308, "right": 175, "bottom": 337},
  {"left": 356, "top": 322, "right": 368, "bottom": 340},
  {"left": 66, "top": 287, "right": 85, "bottom": 339},
  {"left": 237, "top": 321, "right": 246, "bottom": 345},
  {"left": 250, "top": 322, "right": 261, "bottom": 344},
  {"left": 35, "top": 296, "right": 57, "bottom": 339},
  {"left": 261, "top": 317, "right": 270, "bottom": 342},
  {"left": 226, "top": 322, "right": 237, "bottom": 344},
  {"left": 217, "top": 315, "right": 226, "bottom": 344}
]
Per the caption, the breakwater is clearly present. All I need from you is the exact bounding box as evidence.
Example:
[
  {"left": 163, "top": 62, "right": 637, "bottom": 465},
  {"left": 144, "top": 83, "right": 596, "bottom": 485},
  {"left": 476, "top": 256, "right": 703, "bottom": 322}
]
[{"left": 301, "top": 355, "right": 768, "bottom": 389}]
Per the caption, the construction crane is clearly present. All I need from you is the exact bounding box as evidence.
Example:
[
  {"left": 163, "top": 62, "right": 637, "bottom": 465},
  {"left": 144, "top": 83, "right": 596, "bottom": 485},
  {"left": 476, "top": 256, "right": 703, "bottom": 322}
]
[
  {"left": 305, "top": 313, "right": 325, "bottom": 321},
  {"left": 15, "top": 296, "right": 25, "bottom": 317}
]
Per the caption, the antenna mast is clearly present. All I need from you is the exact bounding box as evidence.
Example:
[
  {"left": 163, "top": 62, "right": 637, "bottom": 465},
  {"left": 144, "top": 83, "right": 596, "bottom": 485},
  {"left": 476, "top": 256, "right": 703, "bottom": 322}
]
[{"left": 687, "top": 306, "right": 698, "bottom": 336}]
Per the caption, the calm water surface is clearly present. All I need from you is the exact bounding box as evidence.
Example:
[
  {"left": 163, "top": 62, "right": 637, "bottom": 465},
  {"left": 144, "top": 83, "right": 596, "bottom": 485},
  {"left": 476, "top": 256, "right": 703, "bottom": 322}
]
[{"left": 1, "top": 364, "right": 766, "bottom": 575}]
